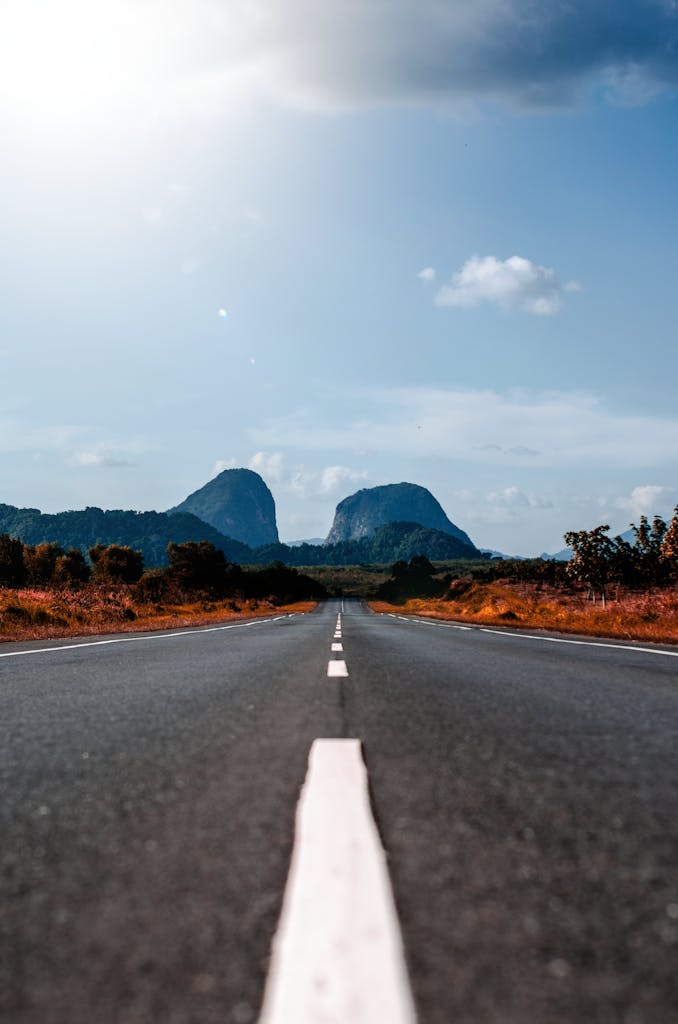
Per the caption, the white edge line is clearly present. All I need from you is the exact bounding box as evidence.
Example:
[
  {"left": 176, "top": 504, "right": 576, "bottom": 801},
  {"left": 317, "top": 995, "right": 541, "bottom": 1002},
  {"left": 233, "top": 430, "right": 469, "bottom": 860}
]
[
  {"left": 477, "top": 627, "right": 678, "bottom": 658},
  {"left": 257, "top": 739, "right": 417, "bottom": 1024},
  {"left": 384, "top": 612, "right": 678, "bottom": 658},
  {"left": 0, "top": 615, "right": 289, "bottom": 659}
]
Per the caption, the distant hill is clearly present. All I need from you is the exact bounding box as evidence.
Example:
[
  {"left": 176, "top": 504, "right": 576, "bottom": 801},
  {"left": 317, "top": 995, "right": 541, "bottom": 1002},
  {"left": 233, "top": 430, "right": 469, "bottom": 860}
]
[
  {"left": 0, "top": 472, "right": 487, "bottom": 573},
  {"left": 326, "top": 482, "right": 476, "bottom": 548},
  {"left": 168, "top": 468, "right": 279, "bottom": 547},
  {"left": 0, "top": 504, "right": 252, "bottom": 567},
  {"left": 480, "top": 548, "right": 528, "bottom": 560}
]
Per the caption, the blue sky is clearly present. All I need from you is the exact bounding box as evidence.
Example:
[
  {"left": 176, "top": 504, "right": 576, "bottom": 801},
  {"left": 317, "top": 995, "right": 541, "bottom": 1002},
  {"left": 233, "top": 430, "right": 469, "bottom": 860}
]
[{"left": 2, "top": 0, "right": 678, "bottom": 554}]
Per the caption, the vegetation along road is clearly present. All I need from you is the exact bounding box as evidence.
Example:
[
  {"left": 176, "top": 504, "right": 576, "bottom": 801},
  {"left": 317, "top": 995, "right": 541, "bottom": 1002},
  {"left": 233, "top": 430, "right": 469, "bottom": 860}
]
[{"left": 2, "top": 600, "right": 678, "bottom": 1023}]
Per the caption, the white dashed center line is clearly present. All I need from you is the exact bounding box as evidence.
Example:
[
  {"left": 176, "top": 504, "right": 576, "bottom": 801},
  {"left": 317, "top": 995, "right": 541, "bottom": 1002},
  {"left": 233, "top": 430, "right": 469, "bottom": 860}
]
[
  {"left": 331, "top": 642, "right": 343, "bottom": 652},
  {"left": 327, "top": 660, "right": 349, "bottom": 678},
  {"left": 257, "top": 739, "right": 418, "bottom": 1024}
]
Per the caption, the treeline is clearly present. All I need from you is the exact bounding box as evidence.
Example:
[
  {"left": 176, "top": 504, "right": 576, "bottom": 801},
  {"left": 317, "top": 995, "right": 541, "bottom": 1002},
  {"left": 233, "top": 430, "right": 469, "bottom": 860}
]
[
  {"left": 0, "top": 504, "right": 483, "bottom": 568},
  {"left": 253, "top": 521, "right": 481, "bottom": 565},
  {"left": 563, "top": 509, "right": 678, "bottom": 601},
  {"left": 0, "top": 536, "right": 326, "bottom": 604},
  {"left": 373, "top": 508, "right": 678, "bottom": 605},
  {"left": 0, "top": 505, "right": 252, "bottom": 566}
]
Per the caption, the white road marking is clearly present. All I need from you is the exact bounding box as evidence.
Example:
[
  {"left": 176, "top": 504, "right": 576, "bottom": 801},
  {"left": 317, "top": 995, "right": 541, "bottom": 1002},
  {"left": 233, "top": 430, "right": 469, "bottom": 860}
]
[
  {"left": 327, "top": 660, "right": 348, "bottom": 677},
  {"left": 0, "top": 616, "right": 287, "bottom": 659},
  {"left": 479, "top": 627, "right": 678, "bottom": 658},
  {"left": 257, "top": 739, "right": 417, "bottom": 1024},
  {"left": 398, "top": 616, "right": 470, "bottom": 631},
  {"left": 386, "top": 613, "right": 678, "bottom": 658},
  {"left": 334, "top": 632, "right": 342, "bottom": 639},
  {"left": 331, "top": 642, "right": 343, "bottom": 652}
]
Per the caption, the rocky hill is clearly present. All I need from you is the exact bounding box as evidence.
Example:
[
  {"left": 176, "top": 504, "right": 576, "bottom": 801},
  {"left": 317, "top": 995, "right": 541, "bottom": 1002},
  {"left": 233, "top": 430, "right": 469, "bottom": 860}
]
[
  {"left": 168, "top": 468, "right": 279, "bottom": 548},
  {"left": 326, "top": 482, "right": 476, "bottom": 549}
]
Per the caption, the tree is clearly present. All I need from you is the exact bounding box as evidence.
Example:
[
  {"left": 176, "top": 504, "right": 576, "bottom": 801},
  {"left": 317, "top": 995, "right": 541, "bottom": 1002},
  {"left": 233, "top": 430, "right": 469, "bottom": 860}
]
[
  {"left": 166, "top": 541, "right": 230, "bottom": 595},
  {"left": 563, "top": 525, "right": 616, "bottom": 605},
  {"left": 24, "top": 542, "right": 63, "bottom": 586},
  {"left": 53, "top": 548, "right": 91, "bottom": 587},
  {"left": 0, "top": 533, "right": 26, "bottom": 588},
  {"left": 89, "top": 544, "right": 144, "bottom": 584},
  {"left": 660, "top": 504, "right": 678, "bottom": 581},
  {"left": 630, "top": 514, "right": 667, "bottom": 588},
  {"left": 375, "top": 555, "right": 444, "bottom": 603}
]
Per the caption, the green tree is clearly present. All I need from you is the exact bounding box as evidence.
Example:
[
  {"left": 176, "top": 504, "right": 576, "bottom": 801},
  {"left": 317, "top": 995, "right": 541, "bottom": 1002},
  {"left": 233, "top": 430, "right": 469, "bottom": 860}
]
[
  {"left": 166, "top": 540, "right": 230, "bottom": 595},
  {"left": 0, "top": 533, "right": 26, "bottom": 588},
  {"left": 89, "top": 544, "right": 144, "bottom": 584}
]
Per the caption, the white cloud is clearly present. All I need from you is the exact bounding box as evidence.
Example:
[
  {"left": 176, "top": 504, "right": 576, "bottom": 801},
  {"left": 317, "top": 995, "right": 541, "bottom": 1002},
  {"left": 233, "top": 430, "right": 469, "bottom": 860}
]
[
  {"left": 614, "top": 485, "right": 677, "bottom": 520},
  {"left": 435, "top": 255, "right": 578, "bottom": 315},
  {"left": 318, "top": 465, "right": 369, "bottom": 495},
  {"left": 211, "top": 457, "right": 238, "bottom": 476},
  {"left": 141, "top": 206, "right": 164, "bottom": 225},
  {"left": 74, "top": 448, "right": 136, "bottom": 468},
  {"left": 247, "top": 450, "right": 367, "bottom": 499},
  {"left": 417, "top": 266, "right": 436, "bottom": 282},
  {"left": 248, "top": 450, "right": 286, "bottom": 482}
]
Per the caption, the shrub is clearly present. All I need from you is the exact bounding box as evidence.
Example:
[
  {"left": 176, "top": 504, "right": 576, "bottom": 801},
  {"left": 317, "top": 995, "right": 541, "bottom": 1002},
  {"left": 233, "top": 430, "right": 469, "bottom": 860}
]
[
  {"left": 89, "top": 544, "right": 144, "bottom": 584},
  {"left": 0, "top": 534, "right": 26, "bottom": 588}
]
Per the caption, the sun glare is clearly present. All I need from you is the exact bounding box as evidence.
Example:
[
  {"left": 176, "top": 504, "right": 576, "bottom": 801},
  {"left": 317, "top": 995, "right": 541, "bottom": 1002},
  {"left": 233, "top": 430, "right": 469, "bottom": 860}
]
[{"left": 0, "top": 0, "right": 158, "bottom": 129}]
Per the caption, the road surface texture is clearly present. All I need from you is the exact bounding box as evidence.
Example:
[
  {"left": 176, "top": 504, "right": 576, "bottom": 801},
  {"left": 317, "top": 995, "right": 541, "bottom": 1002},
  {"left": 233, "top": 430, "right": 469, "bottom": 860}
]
[{"left": 1, "top": 599, "right": 677, "bottom": 1023}]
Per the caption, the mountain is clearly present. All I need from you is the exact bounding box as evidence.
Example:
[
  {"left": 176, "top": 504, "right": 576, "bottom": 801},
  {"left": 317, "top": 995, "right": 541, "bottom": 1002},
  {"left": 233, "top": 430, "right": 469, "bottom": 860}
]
[
  {"left": 0, "top": 504, "right": 253, "bottom": 567},
  {"left": 480, "top": 548, "right": 528, "bottom": 560},
  {"left": 168, "top": 468, "right": 279, "bottom": 548},
  {"left": 326, "top": 482, "right": 476, "bottom": 548}
]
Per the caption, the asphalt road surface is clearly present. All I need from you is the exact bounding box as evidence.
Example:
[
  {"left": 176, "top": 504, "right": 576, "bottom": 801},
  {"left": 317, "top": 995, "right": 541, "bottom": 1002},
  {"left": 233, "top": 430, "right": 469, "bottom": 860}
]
[{"left": 1, "top": 599, "right": 677, "bottom": 1024}]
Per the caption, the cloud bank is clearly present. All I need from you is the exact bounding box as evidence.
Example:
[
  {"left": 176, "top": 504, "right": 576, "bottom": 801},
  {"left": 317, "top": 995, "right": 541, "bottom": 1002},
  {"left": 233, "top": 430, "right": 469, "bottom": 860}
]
[
  {"left": 185, "top": 0, "right": 678, "bottom": 111},
  {"left": 251, "top": 387, "right": 678, "bottom": 469}
]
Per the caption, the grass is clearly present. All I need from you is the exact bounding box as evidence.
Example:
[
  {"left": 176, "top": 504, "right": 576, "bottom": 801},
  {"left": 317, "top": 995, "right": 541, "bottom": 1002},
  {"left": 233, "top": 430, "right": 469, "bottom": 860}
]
[
  {"left": 0, "top": 585, "right": 316, "bottom": 643},
  {"left": 369, "top": 580, "right": 678, "bottom": 644}
]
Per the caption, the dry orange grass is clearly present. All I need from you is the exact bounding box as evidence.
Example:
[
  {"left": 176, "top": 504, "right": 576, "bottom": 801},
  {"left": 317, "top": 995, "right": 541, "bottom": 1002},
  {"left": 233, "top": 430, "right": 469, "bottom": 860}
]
[
  {"left": 370, "top": 581, "right": 678, "bottom": 644},
  {"left": 0, "top": 586, "right": 316, "bottom": 643}
]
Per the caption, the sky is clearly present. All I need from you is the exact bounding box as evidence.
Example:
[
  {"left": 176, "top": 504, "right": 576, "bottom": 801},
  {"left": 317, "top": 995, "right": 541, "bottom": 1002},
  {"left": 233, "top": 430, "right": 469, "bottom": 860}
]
[{"left": 1, "top": 0, "right": 678, "bottom": 555}]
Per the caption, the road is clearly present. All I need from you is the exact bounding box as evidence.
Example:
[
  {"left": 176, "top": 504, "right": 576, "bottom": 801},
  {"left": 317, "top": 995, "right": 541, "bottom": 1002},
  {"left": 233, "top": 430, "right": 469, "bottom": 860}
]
[{"left": 1, "top": 599, "right": 678, "bottom": 1023}]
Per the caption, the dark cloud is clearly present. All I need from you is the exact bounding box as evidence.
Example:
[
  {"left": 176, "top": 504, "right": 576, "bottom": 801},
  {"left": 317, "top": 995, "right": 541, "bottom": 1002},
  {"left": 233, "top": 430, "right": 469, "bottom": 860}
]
[{"left": 220, "top": 0, "right": 678, "bottom": 109}]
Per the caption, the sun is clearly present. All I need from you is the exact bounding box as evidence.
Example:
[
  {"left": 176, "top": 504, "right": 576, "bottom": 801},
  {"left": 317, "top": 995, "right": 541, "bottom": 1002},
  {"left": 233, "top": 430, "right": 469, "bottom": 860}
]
[{"left": 0, "top": 0, "right": 157, "bottom": 130}]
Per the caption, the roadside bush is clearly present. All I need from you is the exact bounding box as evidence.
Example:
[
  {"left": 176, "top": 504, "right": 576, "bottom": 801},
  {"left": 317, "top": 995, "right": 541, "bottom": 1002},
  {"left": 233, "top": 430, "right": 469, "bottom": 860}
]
[
  {"left": 166, "top": 541, "right": 236, "bottom": 596},
  {"left": 24, "top": 543, "right": 63, "bottom": 585},
  {"left": 0, "top": 534, "right": 26, "bottom": 588},
  {"left": 89, "top": 544, "right": 144, "bottom": 584},
  {"left": 53, "top": 548, "right": 91, "bottom": 587}
]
